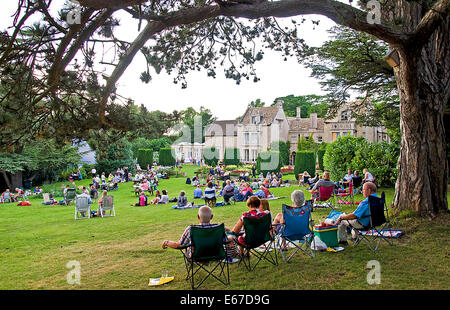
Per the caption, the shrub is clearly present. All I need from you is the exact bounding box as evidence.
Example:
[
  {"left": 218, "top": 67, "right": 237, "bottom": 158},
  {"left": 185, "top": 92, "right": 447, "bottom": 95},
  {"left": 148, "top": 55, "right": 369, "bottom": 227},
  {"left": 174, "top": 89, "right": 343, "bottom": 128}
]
[
  {"left": 317, "top": 149, "right": 326, "bottom": 170},
  {"left": 223, "top": 148, "right": 241, "bottom": 166},
  {"left": 294, "top": 151, "right": 316, "bottom": 179},
  {"left": 159, "top": 148, "right": 176, "bottom": 166},
  {"left": 137, "top": 148, "right": 153, "bottom": 168},
  {"left": 270, "top": 141, "right": 290, "bottom": 166},
  {"left": 202, "top": 147, "right": 220, "bottom": 166},
  {"left": 323, "top": 136, "right": 399, "bottom": 187},
  {"left": 256, "top": 151, "right": 282, "bottom": 174}
]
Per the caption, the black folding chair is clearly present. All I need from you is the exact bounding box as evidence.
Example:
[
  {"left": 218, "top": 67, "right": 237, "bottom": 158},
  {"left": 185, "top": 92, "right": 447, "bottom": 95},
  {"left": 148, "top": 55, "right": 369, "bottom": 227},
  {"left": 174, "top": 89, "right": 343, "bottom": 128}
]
[
  {"left": 351, "top": 192, "right": 394, "bottom": 252},
  {"left": 234, "top": 214, "right": 278, "bottom": 271},
  {"left": 352, "top": 176, "right": 363, "bottom": 194},
  {"left": 178, "top": 224, "right": 230, "bottom": 289}
]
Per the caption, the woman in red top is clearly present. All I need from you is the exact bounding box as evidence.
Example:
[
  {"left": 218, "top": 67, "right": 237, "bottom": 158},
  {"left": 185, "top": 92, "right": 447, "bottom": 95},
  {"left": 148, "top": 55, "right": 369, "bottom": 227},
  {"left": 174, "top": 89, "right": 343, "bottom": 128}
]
[{"left": 230, "top": 196, "right": 269, "bottom": 248}]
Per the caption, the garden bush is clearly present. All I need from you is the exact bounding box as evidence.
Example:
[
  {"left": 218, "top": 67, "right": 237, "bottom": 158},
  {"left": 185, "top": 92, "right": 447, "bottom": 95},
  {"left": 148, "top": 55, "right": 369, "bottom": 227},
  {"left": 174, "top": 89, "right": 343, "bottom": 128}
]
[
  {"left": 223, "top": 148, "right": 241, "bottom": 166},
  {"left": 159, "top": 148, "right": 176, "bottom": 166},
  {"left": 137, "top": 148, "right": 153, "bottom": 168},
  {"left": 202, "top": 147, "right": 220, "bottom": 166},
  {"left": 317, "top": 149, "right": 326, "bottom": 170},
  {"left": 256, "top": 151, "right": 282, "bottom": 174},
  {"left": 294, "top": 151, "right": 316, "bottom": 179},
  {"left": 323, "top": 136, "right": 399, "bottom": 187}
]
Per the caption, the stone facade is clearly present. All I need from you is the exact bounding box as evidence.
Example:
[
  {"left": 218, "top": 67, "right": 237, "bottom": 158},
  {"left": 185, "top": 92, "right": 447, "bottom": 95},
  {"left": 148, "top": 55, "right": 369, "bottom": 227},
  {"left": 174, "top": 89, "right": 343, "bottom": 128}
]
[{"left": 172, "top": 101, "right": 389, "bottom": 164}]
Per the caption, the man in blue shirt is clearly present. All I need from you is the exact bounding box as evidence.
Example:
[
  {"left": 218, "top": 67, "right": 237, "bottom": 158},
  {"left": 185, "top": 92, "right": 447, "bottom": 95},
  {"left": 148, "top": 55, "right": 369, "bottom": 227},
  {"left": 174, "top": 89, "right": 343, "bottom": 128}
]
[
  {"left": 193, "top": 185, "right": 203, "bottom": 199},
  {"left": 336, "top": 182, "right": 377, "bottom": 245}
]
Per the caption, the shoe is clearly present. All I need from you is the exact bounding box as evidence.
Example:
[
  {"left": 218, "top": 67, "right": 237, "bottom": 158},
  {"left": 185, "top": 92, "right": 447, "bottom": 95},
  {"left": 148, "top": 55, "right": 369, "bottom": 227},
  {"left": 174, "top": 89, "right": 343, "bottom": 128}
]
[{"left": 338, "top": 241, "right": 348, "bottom": 245}]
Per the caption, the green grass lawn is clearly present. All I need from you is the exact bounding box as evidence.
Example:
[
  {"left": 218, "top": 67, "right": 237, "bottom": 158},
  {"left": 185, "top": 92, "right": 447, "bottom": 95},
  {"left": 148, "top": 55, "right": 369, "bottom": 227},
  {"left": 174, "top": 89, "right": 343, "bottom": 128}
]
[{"left": 0, "top": 165, "right": 449, "bottom": 290}]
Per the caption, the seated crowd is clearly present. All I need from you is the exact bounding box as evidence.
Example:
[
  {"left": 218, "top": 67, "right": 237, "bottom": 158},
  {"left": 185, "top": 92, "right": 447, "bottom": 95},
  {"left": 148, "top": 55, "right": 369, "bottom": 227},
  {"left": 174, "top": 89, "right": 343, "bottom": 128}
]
[{"left": 162, "top": 179, "right": 380, "bottom": 261}]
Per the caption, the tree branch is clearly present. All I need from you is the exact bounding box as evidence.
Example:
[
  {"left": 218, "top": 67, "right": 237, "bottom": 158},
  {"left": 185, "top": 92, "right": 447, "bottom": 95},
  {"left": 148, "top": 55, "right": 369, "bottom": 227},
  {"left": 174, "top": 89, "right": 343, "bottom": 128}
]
[{"left": 409, "top": 0, "right": 450, "bottom": 49}]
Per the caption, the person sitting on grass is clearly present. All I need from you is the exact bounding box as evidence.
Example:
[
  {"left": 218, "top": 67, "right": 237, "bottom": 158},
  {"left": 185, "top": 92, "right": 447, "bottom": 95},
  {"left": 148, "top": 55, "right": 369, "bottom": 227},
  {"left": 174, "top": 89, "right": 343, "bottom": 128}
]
[
  {"left": 335, "top": 182, "right": 377, "bottom": 245},
  {"left": 193, "top": 185, "right": 203, "bottom": 199},
  {"left": 241, "top": 183, "right": 254, "bottom": 201},
  {"left": 133, "top": 190, "right": 147, "bottom": 207},
  {"left": 162, "top": 206, "right": 239, "bottom": 261},
  {"left": 160, "top": 190, "right": 169, "bottom": 204},
  {"left": 150, "top": 190, "right": 161, "bottom": 204},
  {"left": 1, "top": 189, "right": 12, "bottom": 203},
  {"left": 254, "top": 186, "right": 267, "bottom": 199},
  {"left": 204, "top": 182, "right": 217, "bottom": 207},
  {"left": 95, "top": 190, "right": 108, "bottom": 216},
  {"left": 222, "top": 180, "right": 235, "bottom": 205},
  {"left": 270, "top": 178, "right": 279, "bottom": 188},
  {"left": 89, "top": 185, "right": 98, "bottom": 200},
  {"left": 177, "top": 191, "right": 188, "bottom": 208}
]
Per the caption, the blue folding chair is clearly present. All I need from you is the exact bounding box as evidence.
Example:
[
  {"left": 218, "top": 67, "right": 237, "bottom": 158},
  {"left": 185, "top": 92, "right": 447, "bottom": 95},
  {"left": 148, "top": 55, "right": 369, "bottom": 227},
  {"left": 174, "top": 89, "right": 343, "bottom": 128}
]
[{"left": 276, "top": 201, "right": 315, "bottom": 262}]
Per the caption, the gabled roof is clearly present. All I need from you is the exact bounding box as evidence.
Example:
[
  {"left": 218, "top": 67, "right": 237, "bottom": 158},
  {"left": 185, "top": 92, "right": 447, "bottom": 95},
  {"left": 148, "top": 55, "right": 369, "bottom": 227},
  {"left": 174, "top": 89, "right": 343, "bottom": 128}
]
[
  {"left": 287, "top": 117, "right": 325, "bottom": 132},
  {"left": 239, "top": 106, "right": 280, "bottom": 125},
  {"left": 204, "top": 120, "right": 238, "bottom": 137}
]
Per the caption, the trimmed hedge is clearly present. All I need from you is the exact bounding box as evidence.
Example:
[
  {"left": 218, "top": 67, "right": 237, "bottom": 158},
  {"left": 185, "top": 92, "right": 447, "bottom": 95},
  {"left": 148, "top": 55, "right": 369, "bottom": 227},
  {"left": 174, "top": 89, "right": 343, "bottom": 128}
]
[
  {"left": 256, "top": 151, "right": 282, "bottom": 174},
  {"left": 294, "top": 151, "right": 316, "bottom": 179},
  {"left": 202, "top": 147, "right": 220, "bottom": 166},
  {"left": 158, "top": 148, "right": 176, "bottom": 166},
  {"left": 223, "top": 148, "right": 241, "bottom": 166},
  {"left": 137, "top": 148, "right": 153, "bottom": 169},
  {"left": 270, "top": 141, "right": 290, "bottom": 166},
  {"left": 317, "top": 149, "right": 326, "bottom": 170}
]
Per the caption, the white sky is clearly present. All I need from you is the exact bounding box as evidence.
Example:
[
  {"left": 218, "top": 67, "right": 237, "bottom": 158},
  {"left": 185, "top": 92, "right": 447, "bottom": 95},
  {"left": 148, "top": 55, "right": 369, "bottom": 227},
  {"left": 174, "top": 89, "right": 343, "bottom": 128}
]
[{"left": 0, "top": 1, "right": 340, "bottom": 120}]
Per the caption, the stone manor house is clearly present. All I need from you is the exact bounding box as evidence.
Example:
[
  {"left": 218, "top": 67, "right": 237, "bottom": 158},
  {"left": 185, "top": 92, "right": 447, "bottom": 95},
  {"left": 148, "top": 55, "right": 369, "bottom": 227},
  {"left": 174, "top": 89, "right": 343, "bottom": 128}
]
[{"left": 172, "top": 100, "right": 389, "bottom": 165}]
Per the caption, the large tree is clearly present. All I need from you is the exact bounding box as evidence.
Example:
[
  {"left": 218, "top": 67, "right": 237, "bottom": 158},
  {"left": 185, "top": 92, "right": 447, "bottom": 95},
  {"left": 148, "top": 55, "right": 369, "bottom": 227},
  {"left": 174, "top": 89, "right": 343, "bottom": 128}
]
[{"left": 1, "top": 0, "right": 448, "bottom": 217}]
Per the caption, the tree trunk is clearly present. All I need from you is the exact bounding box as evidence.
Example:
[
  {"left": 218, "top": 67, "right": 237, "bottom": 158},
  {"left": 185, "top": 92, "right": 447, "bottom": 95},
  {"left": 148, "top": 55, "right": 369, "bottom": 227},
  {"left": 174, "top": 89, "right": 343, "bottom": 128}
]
[{"left": 392, "top": 17, "right": 449, "bottom": 217}]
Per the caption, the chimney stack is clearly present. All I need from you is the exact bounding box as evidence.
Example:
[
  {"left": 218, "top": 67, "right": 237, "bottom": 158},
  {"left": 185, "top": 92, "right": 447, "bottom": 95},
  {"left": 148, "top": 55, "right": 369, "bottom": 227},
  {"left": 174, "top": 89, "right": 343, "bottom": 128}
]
[
  {"left": 310, "top": 113, "right": 317, "bottom": 129},
  {"left": 296, "top": 107, "right": 301, "bottom": 119}
]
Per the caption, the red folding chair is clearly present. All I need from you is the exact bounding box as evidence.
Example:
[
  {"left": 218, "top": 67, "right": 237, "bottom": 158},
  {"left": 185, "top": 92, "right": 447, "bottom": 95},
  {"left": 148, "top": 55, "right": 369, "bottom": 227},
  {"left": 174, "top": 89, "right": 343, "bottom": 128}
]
[
  {"left": 336, "top": 182, "right": 354, "bottom": 207},
  {"left": 312, "top": 186, "right": 336, "bottom": 210}
]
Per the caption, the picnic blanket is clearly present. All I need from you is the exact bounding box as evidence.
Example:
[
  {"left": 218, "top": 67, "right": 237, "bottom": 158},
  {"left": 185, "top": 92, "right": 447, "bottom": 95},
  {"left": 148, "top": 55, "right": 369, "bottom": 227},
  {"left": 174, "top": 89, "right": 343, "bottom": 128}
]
[
  {"left": 172, "top": 204, "right": 203, "bottom": 210},
  {"left": 265, "top": 196, "right": 286, "bottom": 201},
  {"left": 172, "top": 202, "right": 227, "bottom": 209},
  {"left": 360, "top": 229, "right": 404, "bottom": 238}
]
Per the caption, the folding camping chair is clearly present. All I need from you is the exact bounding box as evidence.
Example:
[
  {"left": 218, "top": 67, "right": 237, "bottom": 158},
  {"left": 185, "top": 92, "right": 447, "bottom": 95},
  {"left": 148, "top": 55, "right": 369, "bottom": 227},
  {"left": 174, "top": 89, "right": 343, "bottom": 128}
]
[
  {"left": 74, "top": 196, "right": 91, "bottom": 220},
  {"left": 336, "top": 182, "right": 354, "bottom": 207},
  {"left": 234, "top": 214, "right": 278, "bottom": 271},
  {"left": 178, "top": 223, "right": 230, "bottom": 290},
  {"left": 352, "top": 176, "right": 363, "bottom": 194},
  {"left": 64, "top": 188, "right": 77, "bottom": 205},
  {"left": 99, "top": 195, "right": 115, "bottom": 217},
  {"left": 276, "top": 202, "right": 315, "bottom": 262},
  {"left": 351, "top": 192, "right": 393, "bottom": 251},
  {"left": 312, "top": 186, "right": 336, "bottom": 210},
  {"left": 42, "top": 193, "right": 51, "bottom": 204}
]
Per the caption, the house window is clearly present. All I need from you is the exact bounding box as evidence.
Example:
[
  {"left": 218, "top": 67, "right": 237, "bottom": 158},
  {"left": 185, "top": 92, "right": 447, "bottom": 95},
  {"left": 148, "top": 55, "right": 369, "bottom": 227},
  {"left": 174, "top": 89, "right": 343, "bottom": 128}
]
[
  {"left": 317, "top": 136, "right": 323, "bottom": 143},
  {"left": 291, "top": 135, "right": 297, "bottom": 143},
  {"left": 244, "top": 133, "right": 249, "bottom": 145},
  {"left": 251, "top": 116, "right": 259, "bottom": 124},
  {"left": 250, "top": 133, "right": 259, "bottom": 145},
  {"left": 340, "top": 111, "right": 348, "bottom": 121},
  {"left": 252, "top": 150, "right": 258, "bottom": 162},
  {"left": 244, "top": 149, "right": 250, "bottom": 161}
]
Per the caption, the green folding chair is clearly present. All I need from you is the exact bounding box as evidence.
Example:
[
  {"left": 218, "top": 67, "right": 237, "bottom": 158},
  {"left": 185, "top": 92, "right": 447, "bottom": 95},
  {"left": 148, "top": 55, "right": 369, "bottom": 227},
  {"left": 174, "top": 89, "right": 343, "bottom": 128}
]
[
  {"left": 234, "top": 214, "right": 278, "bottom": 271},
  {"left": 64, "top": 188, "right": 77, "bottom": 205},
  {"left": 178, "top": 223, "right": 230, "bottom": 289}
]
